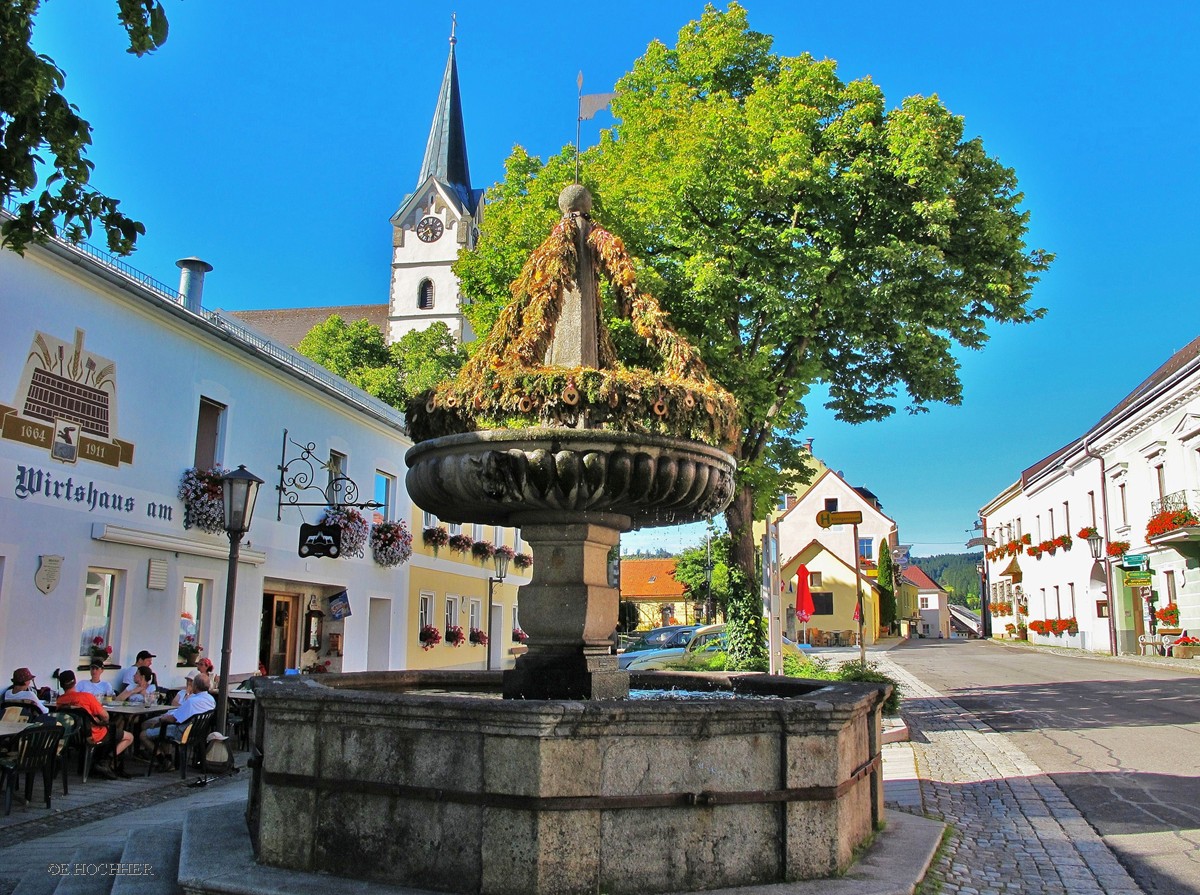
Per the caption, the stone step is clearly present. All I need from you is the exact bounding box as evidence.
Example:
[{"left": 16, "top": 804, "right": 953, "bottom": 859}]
[
  {"left": 10, "top": 864, "right": 61, "bottom": 895},
  {"left": 110, "top": 827, "right": 181, "bottom": 895},
  {"left": 48, "top": 843, "right": 125, "bottom": 895}
]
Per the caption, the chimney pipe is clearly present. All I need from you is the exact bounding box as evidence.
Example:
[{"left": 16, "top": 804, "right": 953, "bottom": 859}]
[
  {"left": 176, "top": 257, "right": 213, "bottom": 313},
  {"left": 804, "top": 438, "right": 814, "bottom": 453}
]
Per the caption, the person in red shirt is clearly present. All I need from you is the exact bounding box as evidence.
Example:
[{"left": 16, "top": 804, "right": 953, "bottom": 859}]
[{"left": 56, "top": 669, "right": 134, "bottom": 779}]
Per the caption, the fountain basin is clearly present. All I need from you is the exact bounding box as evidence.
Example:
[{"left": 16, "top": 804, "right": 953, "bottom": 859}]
[{"left": 247, "top": 670, "right": 887, "bottom": 895}]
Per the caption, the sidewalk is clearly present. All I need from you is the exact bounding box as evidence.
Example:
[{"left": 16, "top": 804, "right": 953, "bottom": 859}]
[{"left": 871, "top": 651, "right": 1145, "bottom": 895}]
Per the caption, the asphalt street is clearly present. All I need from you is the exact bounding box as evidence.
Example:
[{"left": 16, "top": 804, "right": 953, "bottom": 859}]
[{"left": 888, "top": 638, "right": 1200, "bottom": 895}]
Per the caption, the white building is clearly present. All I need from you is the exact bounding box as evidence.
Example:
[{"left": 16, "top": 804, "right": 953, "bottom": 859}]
[{"left": 982, "top": 336, "right": 1200, "bottom": 654}]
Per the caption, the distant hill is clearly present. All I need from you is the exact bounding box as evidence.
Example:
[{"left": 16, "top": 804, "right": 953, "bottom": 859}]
[{"left": 912, "top": 552, "right": 984, "bottom": 606}]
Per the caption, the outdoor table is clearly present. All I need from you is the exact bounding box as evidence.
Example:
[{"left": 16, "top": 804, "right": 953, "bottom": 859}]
[{"left": 0, "top": 720, "right": 34, "bottom": 741}]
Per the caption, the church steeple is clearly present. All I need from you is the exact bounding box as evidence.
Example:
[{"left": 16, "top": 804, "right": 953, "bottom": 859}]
[{"left": 418, "top": 19, "right": 474, "bottom": 212}]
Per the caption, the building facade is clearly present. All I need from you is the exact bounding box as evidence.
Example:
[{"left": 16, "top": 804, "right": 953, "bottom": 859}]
[{"left": 982, "top": 336, "right": 1200, "bottom": 654}]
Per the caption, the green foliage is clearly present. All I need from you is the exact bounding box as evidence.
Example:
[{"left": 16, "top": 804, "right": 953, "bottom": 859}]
[
  {"left": 876, "top": 540, "right": 897, "bottom": 628},
  {"left": 832, "top": 660, "right": 902, "bottom": 715},
  {"left": 297, "top": 316, "right": 465, "bottom": 409},
  {"left": 916, "top": 553, "right": 984, "bottom": 606},
  {"left": 455, "top": 2, "right": 1051, "bottom": 599},
  {"left": 618, "top": 600, "right": 640, "bottom": 634},
  {"left": 1, "top": 0, "right": 169, "bottom": 255},
  {"left": 722, "top": 563, "right": 765, "bottom": 669},
  {"left": 673, "top": 531, "right": 733, "bottom": 620}
]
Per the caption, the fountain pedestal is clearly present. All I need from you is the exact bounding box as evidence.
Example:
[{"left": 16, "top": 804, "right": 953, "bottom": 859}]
[{"left": 503, "top": 518, "right": 630, "bottom": 699}]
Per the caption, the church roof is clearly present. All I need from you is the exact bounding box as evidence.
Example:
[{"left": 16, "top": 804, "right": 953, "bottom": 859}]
[
  {"left": 417, "top": 37, "right": 475, "bottom": 214},
  {"left": 226, "top": 304, "right": 389, "bottom": 350}
]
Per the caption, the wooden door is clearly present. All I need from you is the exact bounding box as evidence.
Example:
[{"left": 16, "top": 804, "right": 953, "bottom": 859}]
[{"left": 261, "top": 593, "right": 299, "bottom": 675}]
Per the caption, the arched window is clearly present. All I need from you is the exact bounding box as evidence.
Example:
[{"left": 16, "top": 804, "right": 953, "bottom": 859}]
[{"left": 417, "top": 279, "right": 435, "bottom": 310}]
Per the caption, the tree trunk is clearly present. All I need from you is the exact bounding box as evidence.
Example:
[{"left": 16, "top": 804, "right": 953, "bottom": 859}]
[
  {"left": 724, "top": 482, "right": 757, "bottom": 583},
  {"left": 723, "top": 481, "right": 766, "bottom": 667}
]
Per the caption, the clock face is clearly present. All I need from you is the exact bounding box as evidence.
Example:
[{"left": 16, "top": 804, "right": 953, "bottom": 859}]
[{"left": 416, "top": 216, "right": 444, "bottom": 243}]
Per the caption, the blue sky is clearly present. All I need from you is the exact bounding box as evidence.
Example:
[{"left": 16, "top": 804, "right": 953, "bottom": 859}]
[{"left": 27, "top": 1, "right": 1200, "bottom": 557}]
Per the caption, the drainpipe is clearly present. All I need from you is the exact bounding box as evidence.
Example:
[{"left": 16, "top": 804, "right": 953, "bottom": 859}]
[
  {"left": 1082, "top": 439, "right": 1119, "bottom": 656},
  {"left": 980, "top": 514, "right": 991, "bottom": 638},
  {"left": 177, "top": 257, "right": 213, "bottom": 313}
]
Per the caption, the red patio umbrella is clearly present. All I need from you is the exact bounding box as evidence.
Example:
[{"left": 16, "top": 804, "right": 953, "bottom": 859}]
[{"left": 796, "top": 564, "right": 815, "bottom": 643}]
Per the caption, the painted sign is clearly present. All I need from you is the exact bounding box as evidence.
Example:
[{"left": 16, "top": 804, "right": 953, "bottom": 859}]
[
  {"left": 3, "top": 328, "right": 133, "bottom": 467},
  {"left": 1123, "top": 571, "right": 1153, "bottom": 587},
  {"left": 816, "top": 510, "right": 863, "bottom": 528},
  {"left": 329, "top": 590, "right": 352, "bottom": 620}
]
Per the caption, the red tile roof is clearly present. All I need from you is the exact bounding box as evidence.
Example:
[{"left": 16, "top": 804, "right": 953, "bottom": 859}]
[
  {"left": 620, "top": 559, "right": 685, "bottom": 599},
  {"left": 902, "top": 566, "right": 943, "bottom": 591}
]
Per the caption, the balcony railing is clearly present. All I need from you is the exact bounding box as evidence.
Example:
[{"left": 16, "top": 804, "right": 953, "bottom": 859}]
[{"left": 1150, "top": 489, "right": 1200, "bottom": 516}]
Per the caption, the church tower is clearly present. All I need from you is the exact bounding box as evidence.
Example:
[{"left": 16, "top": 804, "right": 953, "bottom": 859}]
[{"left": 388, "top": 22, "right": 481, "bottom": 344}]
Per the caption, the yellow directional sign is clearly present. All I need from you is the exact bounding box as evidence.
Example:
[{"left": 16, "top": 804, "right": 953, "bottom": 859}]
[{"left": 816, "top": 510, "right": 864, "bottom": 528}]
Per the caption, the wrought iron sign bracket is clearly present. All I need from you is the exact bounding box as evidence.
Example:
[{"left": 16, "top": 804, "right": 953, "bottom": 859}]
[{"left": 276, "top": 429, "right": 382, "bottom": 521}]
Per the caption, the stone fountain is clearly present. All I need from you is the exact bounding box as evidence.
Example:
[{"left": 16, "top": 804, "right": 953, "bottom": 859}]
[{"left": 246, "top": 185, "right": 888, "bottom": 895}]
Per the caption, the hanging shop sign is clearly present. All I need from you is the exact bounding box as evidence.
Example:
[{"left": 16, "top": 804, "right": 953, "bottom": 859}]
[
  {"left": 329, "top": 590, "right": 352, "bottom": 620},
  {"left": 298, "top": 523, "right": 341, "bottom": 558}
]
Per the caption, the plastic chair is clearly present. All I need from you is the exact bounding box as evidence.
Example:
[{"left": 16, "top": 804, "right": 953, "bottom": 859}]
[
  {"left": 45, "top": 712, "right": 78, "bottom": 795},
  {"left": 147, "top": 710, "right": 215, "bottom": 778},
  {"left": 0, "top": 725, "right": 63, "bottom": 814}
]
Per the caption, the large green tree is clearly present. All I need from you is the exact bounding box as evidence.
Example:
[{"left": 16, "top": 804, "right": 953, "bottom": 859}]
[
  {"left": 673, "top": 532, "right": 735, "bottom": 622},
  {"left": 1, "top": 0, "right": 169, "bottom": 254},
  {"left": 876, "top": 540, "right": 897, "bottom": 631},
  {"left": 455, "top": 3, "right": 1050, "bottom": 601},
  {"left": 297, "top": 316, "right": 466, "bottom": 409}
]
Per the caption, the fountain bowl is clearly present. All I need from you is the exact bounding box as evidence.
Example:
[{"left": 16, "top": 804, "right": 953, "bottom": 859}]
[{"left": 247, "top": 670, "right": 888, "bottom": 895}]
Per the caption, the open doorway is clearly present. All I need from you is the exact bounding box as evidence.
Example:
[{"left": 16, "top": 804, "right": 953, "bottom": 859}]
[{"left": 260, "top": 592, "right": 299, "bottom": 675}]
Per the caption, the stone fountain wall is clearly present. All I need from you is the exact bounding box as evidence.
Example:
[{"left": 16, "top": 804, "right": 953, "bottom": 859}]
[{"left": 248, "top": 671, "right": 887, "bottom": 895}]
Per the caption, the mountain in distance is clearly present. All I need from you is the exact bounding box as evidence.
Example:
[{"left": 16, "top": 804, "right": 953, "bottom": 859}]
[{"left": 912, "top": 552, "right": 984, "bottom": 607}]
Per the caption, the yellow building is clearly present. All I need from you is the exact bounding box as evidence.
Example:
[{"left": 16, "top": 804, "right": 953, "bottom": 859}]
[
  {"left": 406, "top": 509, "right": 532, "bottom": 670},
  {"left": 781, "top": 540, "right": 881, "bottom": 646}
]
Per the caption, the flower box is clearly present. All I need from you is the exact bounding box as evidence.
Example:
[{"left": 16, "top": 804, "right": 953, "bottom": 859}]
[{"left": 1173, "top": 645, "right": 1198, "bottom": 660}]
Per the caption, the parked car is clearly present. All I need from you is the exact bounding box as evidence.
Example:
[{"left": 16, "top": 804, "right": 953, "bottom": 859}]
[
  {"left": 617, "top": 625, "right": 700, "bottom": 669},
  {"left": 624, "top": 623, "right": 806, "bottom": 672}
]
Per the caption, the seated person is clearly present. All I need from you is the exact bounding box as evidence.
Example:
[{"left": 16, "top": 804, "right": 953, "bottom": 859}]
[
  {"left": 196, "top": 657, "right": 218, "bottom": 689},
  {"left": 56, "top": 670, "right": 134, "bottom": 779},
  {"left": 75, "top": 660, "right": 116, "bottom": 700},
  {"left": 2, "top": 667, "right": 48, "bottom": 715},
  {"left": 173, "top": 670, "right": 199, "bottom": 706},
  {"left": 115, "top": 665, "right": 157, "bottom": 704},
  {"left": 116, "top": 650, "right": 156, "bottom": 694},
  {"left": 140, "top": 672, "right": 216, "bottom": 763}
]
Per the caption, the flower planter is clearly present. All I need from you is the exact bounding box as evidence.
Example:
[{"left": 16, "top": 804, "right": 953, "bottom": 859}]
[{"left": 1173, "top": 645, "right": 1198, "bottom": 660}]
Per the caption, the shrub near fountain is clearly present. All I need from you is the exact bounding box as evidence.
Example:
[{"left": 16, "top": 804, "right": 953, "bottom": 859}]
[{"left": 247, "top": 185, "right": 889, "bottom": 895}]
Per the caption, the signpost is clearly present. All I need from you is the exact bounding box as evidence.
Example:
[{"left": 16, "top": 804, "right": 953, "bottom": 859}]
[
  {"left": 1123, "top": 570, "right": 1153, "bottom": 587},
  {"left": 817, "top": 510, "right": 867, "bottom": 663}
]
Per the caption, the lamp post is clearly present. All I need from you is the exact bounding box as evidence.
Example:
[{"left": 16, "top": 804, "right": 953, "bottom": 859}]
[
  {"left": 485, "top": 549, "right": 511, "bottom": 671},
  {"left": 1086, "top": 529, "right": 1119, "bottom": 656},
  {"left": 215, "top": 465, "right": 263, "bottom": 739}
]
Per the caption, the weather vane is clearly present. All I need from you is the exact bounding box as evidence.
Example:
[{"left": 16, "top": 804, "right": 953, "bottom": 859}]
[{"left": 576, "top": 72, "right": 615, "bottom": 184}]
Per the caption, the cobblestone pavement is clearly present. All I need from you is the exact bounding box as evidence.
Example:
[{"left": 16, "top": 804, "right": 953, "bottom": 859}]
[{"left": 870, "top": 653, "right": 1145, "bottom": 895}]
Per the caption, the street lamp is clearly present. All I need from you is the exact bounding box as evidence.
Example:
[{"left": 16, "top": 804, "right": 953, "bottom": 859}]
[
  {"left": 215, "top": 465, "right": 263, "bottom": 739},
  {"left": 1084, "top": 529, "right": 1119, "bottom": 656},
  {"left": 485, "top": 549, "right": 511, "bottom": 671}
]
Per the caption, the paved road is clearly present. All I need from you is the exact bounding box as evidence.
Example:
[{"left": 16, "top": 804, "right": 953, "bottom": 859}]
[{"left": 888, "top": 638, "right": 1200, "bottom": 895}]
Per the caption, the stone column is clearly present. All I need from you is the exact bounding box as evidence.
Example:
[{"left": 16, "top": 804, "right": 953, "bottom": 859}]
[
  {"left": 543, "top": 185, "right": 599, "bottom": 370},
  {"left": 503, "top": 515, "right": 630, "bottom": 700}
]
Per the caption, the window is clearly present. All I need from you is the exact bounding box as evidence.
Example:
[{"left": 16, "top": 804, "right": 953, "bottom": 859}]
[
  {"left": 445, "top": 595, "right": 460, "bottom": 632},
  {"left": 417, "top": 279, "right": 435, "bottom": 310},
  {"left": 473, "top": 523, "right": 485, "bottom": 542},
  {"left": 423, "top": 510, "right": 438, "bottom": 529},
  {"left": 1119, "top": 484, "right": 1128, "bottom": 526},
  {"left": 1156, "top": 464, "right": 1167, "bottom": 500},
  {"left": 374, "top": 471, "right": 396, "bottom": 524},
  {"left": 776, "top": 494, "right": 788, "bottom": 512},
  {"left": 1054, "top": 586, "right": 1061, "bottom": 618},
  {"left": 1088, "top": 491, "right": 1097, "bottom": 527},
  {"left": 180, "top": 579, "right": 205, "bottom": 665},
  {"left": 1063, "top": 502, "right": 1070, "bottom": 535},
  {"left": 494, "top": 526, "right": 504, "bottom": 548},
  {"left": 1166, "top": 570, "right": 1178, "bottom": 603},
  {"left": 81, "top": 569, "right": 117, "bottom": 658},
  {"left": 514, "top": 529, "right": 523, "bottom": 553},
  {"left": 469, "top": 600, "right": 482, "bottom": 632},
  {"left": 858, "top": 539, "right": 873, "bottom": 561},
  {"left": 512, "top": 604, "right": 521, "bottom": 632},
  {"left": 809, "top": 571, "right": 822, "bottom": 588},
  {"left": 194, "top": 397, "right": 225, "bottom": 469},
  {"left": 919, "top": 596, "right": 930, "bottom": 610},
  {"left": 419, "top": 592, "right": 433, "bottom": 630},
  {"left": 1068, "top": 583, "right": 1076, "bottom": 617},
  {"left": 449, "top": 521, "right": 462, "bottom": 535},
  {"left": 824, "top": 498, "right": 838, "bottom": 512},
  {"left": 1048, "top": 508, "right": 1055, "bottom": 538},
  {"left": 811, "top": 592, "right": 834, "bottom": 615}
]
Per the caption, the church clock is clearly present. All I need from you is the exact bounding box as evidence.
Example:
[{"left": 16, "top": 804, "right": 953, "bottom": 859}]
[{"left": 416, "top": 215, "right": 445, "bottom": 243}]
